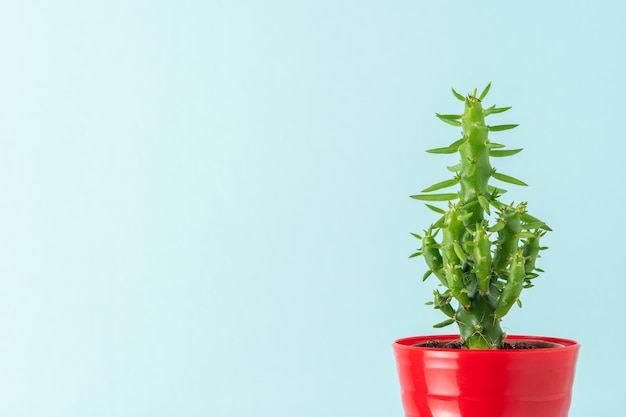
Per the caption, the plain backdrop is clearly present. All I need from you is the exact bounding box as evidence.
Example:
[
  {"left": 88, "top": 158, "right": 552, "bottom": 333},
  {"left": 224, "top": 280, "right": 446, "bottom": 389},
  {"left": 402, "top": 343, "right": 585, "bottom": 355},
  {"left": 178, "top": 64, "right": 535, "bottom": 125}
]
[{"left": 0, "top": 1, "right": 623, "bottom": 416}]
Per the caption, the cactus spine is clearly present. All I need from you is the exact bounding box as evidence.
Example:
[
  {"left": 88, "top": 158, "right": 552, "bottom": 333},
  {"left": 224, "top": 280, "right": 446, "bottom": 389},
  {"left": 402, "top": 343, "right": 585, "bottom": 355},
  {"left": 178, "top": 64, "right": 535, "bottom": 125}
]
[{"left": 411, "top": 84, "right": 550, "bottom": 349}]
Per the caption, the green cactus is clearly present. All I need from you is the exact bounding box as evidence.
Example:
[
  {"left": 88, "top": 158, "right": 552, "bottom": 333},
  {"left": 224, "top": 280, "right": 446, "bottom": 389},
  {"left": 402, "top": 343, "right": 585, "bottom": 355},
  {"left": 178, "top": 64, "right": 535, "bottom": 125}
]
[{"left": 410, "top": 83, "right": 551, "bottom": 349}]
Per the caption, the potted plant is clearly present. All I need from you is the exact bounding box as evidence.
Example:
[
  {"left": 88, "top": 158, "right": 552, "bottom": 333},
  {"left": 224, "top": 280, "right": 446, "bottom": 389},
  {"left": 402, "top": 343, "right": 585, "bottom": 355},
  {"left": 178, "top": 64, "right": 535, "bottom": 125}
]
[{"left": 393, "top": 83, "right": 580, "bottom": 417}]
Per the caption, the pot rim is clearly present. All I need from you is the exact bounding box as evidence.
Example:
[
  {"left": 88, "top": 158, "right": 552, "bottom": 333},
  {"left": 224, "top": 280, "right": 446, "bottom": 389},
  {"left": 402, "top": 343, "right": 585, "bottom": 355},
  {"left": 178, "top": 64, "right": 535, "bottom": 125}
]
[{"left": 394, "top": 334, "right": 580, "bottom": 353}]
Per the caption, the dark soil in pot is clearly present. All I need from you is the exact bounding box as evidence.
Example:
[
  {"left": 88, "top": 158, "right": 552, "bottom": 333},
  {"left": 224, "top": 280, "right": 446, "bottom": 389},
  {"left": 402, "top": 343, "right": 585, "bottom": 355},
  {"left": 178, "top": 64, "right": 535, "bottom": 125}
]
[{"left": 414, "top": 339, "right": 562, "bottom": 349}]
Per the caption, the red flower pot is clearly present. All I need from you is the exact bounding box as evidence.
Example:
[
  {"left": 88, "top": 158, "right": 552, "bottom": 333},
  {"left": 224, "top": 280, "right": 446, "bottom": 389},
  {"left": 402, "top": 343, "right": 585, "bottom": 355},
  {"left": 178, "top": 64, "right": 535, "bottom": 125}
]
[{"left": 393, "top": 334, "right": 580, "bottom": 417}]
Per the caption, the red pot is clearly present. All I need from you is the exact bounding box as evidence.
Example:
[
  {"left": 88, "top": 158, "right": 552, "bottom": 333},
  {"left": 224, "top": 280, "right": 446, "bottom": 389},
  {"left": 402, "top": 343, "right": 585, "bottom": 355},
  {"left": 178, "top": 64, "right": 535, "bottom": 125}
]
[{"left": 393, "top": 334, "right": 580, "bottom": 417}]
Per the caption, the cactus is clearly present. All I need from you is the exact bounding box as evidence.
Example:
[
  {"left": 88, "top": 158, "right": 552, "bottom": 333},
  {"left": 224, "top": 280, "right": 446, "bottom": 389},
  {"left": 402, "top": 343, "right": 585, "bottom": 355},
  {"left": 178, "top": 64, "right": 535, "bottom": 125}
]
[{"left": 410, "top": 83, "right": 550, "bottom": 349}]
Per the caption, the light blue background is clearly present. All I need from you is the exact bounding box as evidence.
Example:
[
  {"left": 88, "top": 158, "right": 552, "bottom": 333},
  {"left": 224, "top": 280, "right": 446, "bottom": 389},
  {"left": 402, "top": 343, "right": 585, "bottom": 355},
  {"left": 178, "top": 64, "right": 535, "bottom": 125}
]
[{"left": 0, "top": 1, "right": 623, "bottom": 416}]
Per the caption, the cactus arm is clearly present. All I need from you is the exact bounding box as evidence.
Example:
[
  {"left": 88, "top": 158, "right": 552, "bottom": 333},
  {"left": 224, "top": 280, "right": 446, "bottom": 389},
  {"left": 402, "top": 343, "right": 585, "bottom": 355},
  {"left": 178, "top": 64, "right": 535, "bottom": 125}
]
[
  {"left": 442, "top": 206, "right": 471, "bottom": 307},
  {"left": 433, "top": 289, "right": 456, "bottom": 318},
  {"left": 523, "top": 233, "right": 540, "bottom": 274},
  {"left": 472, "top": 222, "right": 492, "bottom": 294},
  {"left": 521, "top": 231, "right": 545, "bottom": 289},
  {"left": 442, "top": 204, "right": 470, "bottom": 306},
  {"left": 493, "top": 206, "right": 522, "bottom": 275},
  {"left": 422, "top": 230, "right": 447, "bottom": 286},
  {"left": 495, "top": 249, "right": 526, "bottom": 318},
  {"left": 446, "top": 265, "right": 470, "bottom": 307}
]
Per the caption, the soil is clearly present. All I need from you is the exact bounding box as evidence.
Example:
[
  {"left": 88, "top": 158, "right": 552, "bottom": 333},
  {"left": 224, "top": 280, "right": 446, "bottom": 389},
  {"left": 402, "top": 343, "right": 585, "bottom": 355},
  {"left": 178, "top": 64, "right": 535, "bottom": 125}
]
[{"left": 414, "top": 339, "right": 552, "bottom": 349}]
